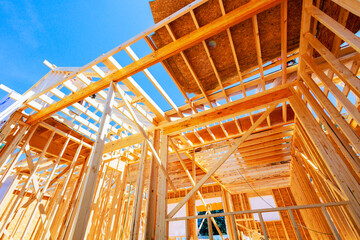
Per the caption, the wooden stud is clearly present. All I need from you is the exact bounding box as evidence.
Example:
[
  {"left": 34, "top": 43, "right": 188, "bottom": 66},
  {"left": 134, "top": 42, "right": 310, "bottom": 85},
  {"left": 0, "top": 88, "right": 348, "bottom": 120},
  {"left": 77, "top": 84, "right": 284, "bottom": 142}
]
[
  {"left": 155, "top": 133, "right": 168, "bottom": 239},
  {"left": 129, "top": 141, "right": 148, "bottom": 240},
  {"left": 289, "top": 90, "right": 360, "bottom": 226},
  {"left": 143, "top": 130, "right": 160, "bottom": 240},
  {"left": 70, "top": 82, "right": 115, "bottom": 239}
]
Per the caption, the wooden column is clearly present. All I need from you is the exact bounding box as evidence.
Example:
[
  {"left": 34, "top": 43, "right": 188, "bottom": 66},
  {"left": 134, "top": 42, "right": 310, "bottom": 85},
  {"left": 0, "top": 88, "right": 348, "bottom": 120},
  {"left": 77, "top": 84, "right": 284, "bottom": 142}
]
[
  {"left": 297, "top": 0, "right": 312, "bottom": 77},
  {"left": 221, "top": 189, "right": 236, "bottom": 240},
  {"left": 187, "top": 149, "right": 198, "bottom": 240},
  {"left": 70, "top": 82, "right": 115, "bottom": 239},
  {"left": 208, "top": 217, "right": 214, "bottom": 240},
  {"left": 111, "top": 165, "right": 128, "bottom": 240},
  {"left": 129, "top": 140, "right": 148, "bottom": 240},
  {"left": 186, "top": 193, "right": 197, "bottom": 240},
  {"left": 143, "top": 130, "right": 160, "bottom": 240},
  {"left": 155, "top": 132, "right": 168, "bottom": 239}
]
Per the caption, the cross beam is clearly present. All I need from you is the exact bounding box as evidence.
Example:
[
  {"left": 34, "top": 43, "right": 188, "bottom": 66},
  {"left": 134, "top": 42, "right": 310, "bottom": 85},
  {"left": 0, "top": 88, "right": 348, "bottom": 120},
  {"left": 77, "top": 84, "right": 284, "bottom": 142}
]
[{"left": 26, "top": 0, "right": 282, "bottom": 124}]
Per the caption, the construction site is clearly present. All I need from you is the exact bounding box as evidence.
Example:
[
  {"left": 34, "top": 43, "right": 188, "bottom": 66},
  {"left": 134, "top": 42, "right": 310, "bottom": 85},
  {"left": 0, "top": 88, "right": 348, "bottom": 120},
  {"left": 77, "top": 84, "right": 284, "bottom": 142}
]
[{"left": 0, "top": 0, "right": 360, "bottom": 239}]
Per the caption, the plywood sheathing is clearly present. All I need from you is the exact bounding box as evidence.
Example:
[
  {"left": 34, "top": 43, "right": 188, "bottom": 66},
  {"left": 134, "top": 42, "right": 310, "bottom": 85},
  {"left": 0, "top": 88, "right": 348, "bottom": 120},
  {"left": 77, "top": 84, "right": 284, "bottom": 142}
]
[{"left": 149, "top": 0, "right": 302, "bottom": 94}]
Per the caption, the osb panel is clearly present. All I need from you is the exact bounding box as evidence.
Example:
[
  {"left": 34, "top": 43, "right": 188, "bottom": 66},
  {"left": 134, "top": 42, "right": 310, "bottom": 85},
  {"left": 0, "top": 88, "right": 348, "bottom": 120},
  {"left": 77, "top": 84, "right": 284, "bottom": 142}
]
[{"left": 149, "top": 0, "right": 302, "bottom": 94}]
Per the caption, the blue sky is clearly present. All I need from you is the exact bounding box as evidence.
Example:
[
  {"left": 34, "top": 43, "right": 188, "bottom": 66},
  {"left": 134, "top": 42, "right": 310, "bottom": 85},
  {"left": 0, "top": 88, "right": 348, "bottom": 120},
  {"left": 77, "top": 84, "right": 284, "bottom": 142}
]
[{"left": 0, "top": 0, "right": 186, "bottom": 110}]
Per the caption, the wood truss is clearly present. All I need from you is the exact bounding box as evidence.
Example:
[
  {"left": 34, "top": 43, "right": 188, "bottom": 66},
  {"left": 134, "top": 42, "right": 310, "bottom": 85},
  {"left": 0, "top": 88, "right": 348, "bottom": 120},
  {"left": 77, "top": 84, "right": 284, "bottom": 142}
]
[{"left": 0, "top": 0, "right": 360, "bottom": 239}]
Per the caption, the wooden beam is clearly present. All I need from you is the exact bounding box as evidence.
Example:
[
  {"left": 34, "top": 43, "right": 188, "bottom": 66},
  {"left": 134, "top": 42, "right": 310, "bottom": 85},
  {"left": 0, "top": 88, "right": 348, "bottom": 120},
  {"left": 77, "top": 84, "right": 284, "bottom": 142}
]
[
  {"left": 330, "top": 0, "right": 360, "bottom": 17},
  {"left": 103, "top": 133, "right": 144, "bottom": 153},
  {"left": 155, "top": 133, "right": 169, "bottom": 239},
  {"left": 304, "top": 32, "right": 360, "bottom": 97},
  {"left": 297, "top": 0, "right": 312, "bottom": 79},
  {"left": 101, "top": 84, "right": 292, "bottom": 152},
  {"left": 125, "top": 46, "right": 183, "bottom": 118},
  {"left": 288, "top": 89, "right": 360, "bottom": 226},
  {"left": 144, "top": 36, "right": 197, "bottom": 114},
  {"left": 19, "top": 137, "right": 71, "bottom": 239},
  {"left": 297, "top": 79, "right": 360, "bottom": 171},
  {"left": 190, "top": 9, "right": 229, "bottom": 103},
  {"left": 306, "top": 5, "right": 360, "bottom": 53},
  {"left": 281, "top": 0, "right": 288, "bottom": 123},
  {"left": 162, "top": 84, "right": 292, "bottom": 135},
  {"left": 129, "top": 141, "right": 148, "bottom": 240},
  {"left": 167, "top": 104, "right": 277, "bottom": 218},
  {"left": 165, "top": 23, "right": 214, "bottom": 108},
  {"left": 0, "top": 124, "right": 30, "bottom": 173},
  {"left": 0, "top": 130, "right": 55, "bottom": 237},
  {"left": 0, "top": 111, "right": 23, "bottom": 143},
  {"left": 252, "top": 15, "right": 266, "bottom": 91},
  {"left": 26, "top": 0, "right": 282, "bottom": 124},
  {"left": 115, "top": 83, "right": 177, "bottom": 192},
  {"left": 40, "top": 147, "right": 83, "bottom": 239},
  {"left": 167, "top": 202, "right": 349, "bottom": 221},
  {"left": 19, "top": 0, "right": 210, "bottom": 110},
  {"left": 302, "top": 54, "right": 360, "bottom": 125},
  {"left": 221, "top": 189, "right": 236, "bottom": 240},
  {"left": 143, "top": 130, "right": 160, "bottom": 240}
]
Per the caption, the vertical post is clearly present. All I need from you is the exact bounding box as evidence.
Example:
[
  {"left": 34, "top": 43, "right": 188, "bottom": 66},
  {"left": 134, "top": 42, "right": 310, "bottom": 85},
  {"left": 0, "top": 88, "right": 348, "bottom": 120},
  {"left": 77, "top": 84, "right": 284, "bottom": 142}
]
[
  {"left": 70, "top": 82, "right": 115, "bottom": 239},
  {"left": 258, "top": 212, "right": 268, "bottom": 240},
  {"left": 143, "top": 130, "right": 160, "bottom": 240},
  {"left": 111, "top": 165, "right": 128, "bottom": 240},
  {"left": 298, "top": 0, "right": 312, "bottom": 77},
  {"left": 321, "top": 207, "right": 341, "bottom": 240},
  {"left": 222, "top": 189, "right": 235, "bottom": 240},
  {"left": 155, "top": 132, "right": 168, "bottom": 239},
  {"left": 288, "top": 209, "right": 303, "bottom": 240},
  {"left": 231, "top": 214, "right": 239, "bottom": 240},
  {"left": 129, "top": 141, "right": 148, "bottom": 240},
  {"left": 208, "top": 217, "right": 213, "bottom": 240},
  {"left": 187, "top": 150, "right": 197, "bottom": 239},
  {"left": 186, "top": 196, "right": 197, "bottom": 240}
]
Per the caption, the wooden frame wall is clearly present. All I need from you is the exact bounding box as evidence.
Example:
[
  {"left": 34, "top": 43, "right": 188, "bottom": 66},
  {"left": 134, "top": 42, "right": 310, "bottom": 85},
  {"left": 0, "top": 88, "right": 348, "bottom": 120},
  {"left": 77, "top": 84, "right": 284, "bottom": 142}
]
[{"left": 0, "top": 0, "right": 359, "bottom": 239}]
